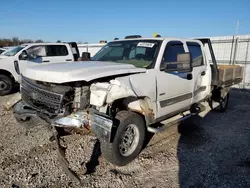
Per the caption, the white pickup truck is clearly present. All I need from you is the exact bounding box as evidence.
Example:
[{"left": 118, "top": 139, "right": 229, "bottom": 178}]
[
  {"left": 0, "top": 42, "right": 80, "bottom": 95},
  {"left": 11, "top": 36, "right": 243, "bottom": 179}
]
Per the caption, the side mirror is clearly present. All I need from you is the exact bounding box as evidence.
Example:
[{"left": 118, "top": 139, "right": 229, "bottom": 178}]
[
  {"left": 166, "top": 52, "right": 192, "bottom": 73},
  {"left": 19, "top": 50, "right": 28, "bottom": 60}
]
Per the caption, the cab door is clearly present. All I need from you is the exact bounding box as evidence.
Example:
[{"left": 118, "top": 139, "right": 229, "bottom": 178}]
[
  {"left": 156, "top": 40, "right": 194, "bottom": 118},
  {"left": 186, "top": 41, "right": 211, "bottom": 104}
]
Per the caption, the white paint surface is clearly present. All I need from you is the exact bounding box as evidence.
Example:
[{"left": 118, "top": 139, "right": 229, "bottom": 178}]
[{"left": 23, "top": 61, "right": 146, "bottom": 83}]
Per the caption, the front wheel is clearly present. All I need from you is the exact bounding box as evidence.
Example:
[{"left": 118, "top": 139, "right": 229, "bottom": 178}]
[
  {"left": 0, "top": 74, "right": 14, "bottom": 96},
  {"left": 100, "top": 111, "right": 146, "bottom": 166}
]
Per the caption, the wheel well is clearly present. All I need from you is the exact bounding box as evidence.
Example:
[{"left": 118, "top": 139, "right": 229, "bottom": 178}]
[
  {"left": 131, "top": 111, "right": 147, "bottom": 127},
  {"left": 110, "top": 97, "right": 149, "bottom": 127},
  {"left": 0, "top": 70, "right": 15, "bottom": 82},
  {"left": 211, "top": 87, "right": 229, "bottom": 102},
  {"left": 109, "top": 100, "right": 147, "bottom": 143}
]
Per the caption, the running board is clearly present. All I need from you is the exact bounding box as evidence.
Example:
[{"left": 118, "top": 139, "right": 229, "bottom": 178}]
[{"left": 147, "top": 104, "right": 205, "bottom": 134}]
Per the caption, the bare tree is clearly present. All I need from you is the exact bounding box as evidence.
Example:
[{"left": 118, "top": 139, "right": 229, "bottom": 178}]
[
  {"left": 0, "top": 37, "right": 44, "bottom": 46},
  {"left": 12, "top": 37, "right": 20, "bottom": 45},
  {"left": 21, "top": 39, "right": 34, "bottom": 44}
]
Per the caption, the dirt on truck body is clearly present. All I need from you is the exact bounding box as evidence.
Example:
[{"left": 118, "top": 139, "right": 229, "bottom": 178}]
[{"left": 9, "top": 36, "right": 243, "bottom": 182}]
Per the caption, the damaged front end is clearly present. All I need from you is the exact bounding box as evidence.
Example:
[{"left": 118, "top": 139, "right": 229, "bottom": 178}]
[
  {"left": 51, "top": 79, "right": 136, "bottom": 142},
  {"left": 10, "top": 75, "right": 155, "bottom": 182},
  {"left": 51, "top": 77, "right": 156, "bottom": 143}
]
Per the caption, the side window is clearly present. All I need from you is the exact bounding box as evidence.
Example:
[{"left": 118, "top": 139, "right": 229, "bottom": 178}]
[
  {"left": 46, "top": 45, "right": 69, "bottom": 56},
  {"left": 187, "top": 42, "right": 204, "bottom": 67},
  {"left": 161, "top": 41, "right": 185, "bottom": 69},
  {"left": 26, "top": 45, "right": 46, "bottom": 57}
]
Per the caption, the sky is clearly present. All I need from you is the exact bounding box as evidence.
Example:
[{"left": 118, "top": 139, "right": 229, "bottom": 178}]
[{"left": 0, "top": 0, "right": 250, "bottom": 43}]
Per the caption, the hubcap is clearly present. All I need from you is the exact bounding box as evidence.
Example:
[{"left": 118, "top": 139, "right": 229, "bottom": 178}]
[
  {"left": 119, "top": 124, "right": 140, "bottom": 156},
  {"left": 0, "top": 80, "right": 9, "bottom": 91}
]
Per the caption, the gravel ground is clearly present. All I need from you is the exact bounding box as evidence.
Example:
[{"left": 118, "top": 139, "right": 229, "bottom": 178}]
[{"left": 0, "top": 89, "right": 249, "bottom": 188}]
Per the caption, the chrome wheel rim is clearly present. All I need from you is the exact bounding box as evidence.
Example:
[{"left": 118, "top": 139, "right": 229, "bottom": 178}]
[{"left": 119, "top": 124, "right": 140, "bottom": 156}]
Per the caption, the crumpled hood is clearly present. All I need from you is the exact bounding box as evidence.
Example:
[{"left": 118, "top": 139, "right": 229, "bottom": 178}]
[{"left": 23, "top": 61, "right": 146, "bottom": 83}]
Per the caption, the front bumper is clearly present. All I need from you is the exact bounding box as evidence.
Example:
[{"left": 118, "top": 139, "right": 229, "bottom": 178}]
[
  {"left": 89, "top": 111, "right": 113, "bottom": 142},
  {"left": 53, "top": 109, "right": 114, "bottom": 142},
  {"left": 13, "top": 100, "right": 114, "bottom": 143},
  {"left": 52, "top": 111, "right": 89, "bottom": 128}
]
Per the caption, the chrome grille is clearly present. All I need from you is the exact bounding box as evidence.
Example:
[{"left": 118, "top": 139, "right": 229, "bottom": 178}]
[{"left": 21, "top": 77, "right": 63, "bottom": 114}]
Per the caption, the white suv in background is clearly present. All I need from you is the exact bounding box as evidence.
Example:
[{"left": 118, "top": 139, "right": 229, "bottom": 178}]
[{"left": 0, "top": 42, "right": 80, "bottom": 95}]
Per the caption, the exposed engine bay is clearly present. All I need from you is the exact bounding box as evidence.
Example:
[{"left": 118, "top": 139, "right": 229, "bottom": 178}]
[{"left": 19, "top": 76, "right": 90, "bottom": 118}]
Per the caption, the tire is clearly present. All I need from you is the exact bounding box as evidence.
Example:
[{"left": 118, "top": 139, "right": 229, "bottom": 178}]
[
  {"left": 0, "top": 74, "right": 14, "bottom": 96},
  {"left": 209, "top": 93, "right": 229, "bottom": 112},
  {"left": 101, "top": 111, "right": 146, "bottom": 166}
]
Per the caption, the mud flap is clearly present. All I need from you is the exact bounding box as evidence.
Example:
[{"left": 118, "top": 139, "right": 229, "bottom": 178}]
[{"left": 52, "top": 126, "right": 81, "bottom": 183}]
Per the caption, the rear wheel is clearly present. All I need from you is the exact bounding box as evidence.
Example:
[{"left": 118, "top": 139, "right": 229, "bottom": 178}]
[
  {"left": 0, "top": 74, "right": 14, "bottom": 96},
  {"left": 209, "top": 93, "right": 229, "bottom": 112},
  {"left": 100, "top": 111, "right": 146, "bottom": 166}
]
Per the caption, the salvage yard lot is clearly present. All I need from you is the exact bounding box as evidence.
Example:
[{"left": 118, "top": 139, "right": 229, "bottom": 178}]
[{"left": 0, "top": 90, "right": 249, "bottom": 188}]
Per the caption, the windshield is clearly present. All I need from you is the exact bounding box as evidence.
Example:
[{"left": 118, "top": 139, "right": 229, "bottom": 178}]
[
  {"left": 92, "top": 40, "right": 162, "bottom": 68},
  {"left": 4, "top": 45, "right": 26, "bottom": 56}
]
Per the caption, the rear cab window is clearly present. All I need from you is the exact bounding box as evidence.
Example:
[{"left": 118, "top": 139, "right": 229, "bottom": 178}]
[{"left": 46, "top": 45, "right": 69, "bottom": 56}]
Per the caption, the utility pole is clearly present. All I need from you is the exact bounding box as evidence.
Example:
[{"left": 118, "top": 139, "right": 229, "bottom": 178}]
[{"left": 232, "top": 21, "right": 240, "bottom": 64}]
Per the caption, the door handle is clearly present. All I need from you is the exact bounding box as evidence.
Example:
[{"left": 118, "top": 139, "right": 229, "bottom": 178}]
[
  {"left": 43, "top": 60, "right": 50, "bottom": 62},
  {"left": 201, "top": 71, "right": 206, "bottom": 76},
  {"left": 187, "top": 73, "right": 193, "bottom": 80},
  {"left": 66, "top": 59, "right": 72, "bottom": 61}
]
